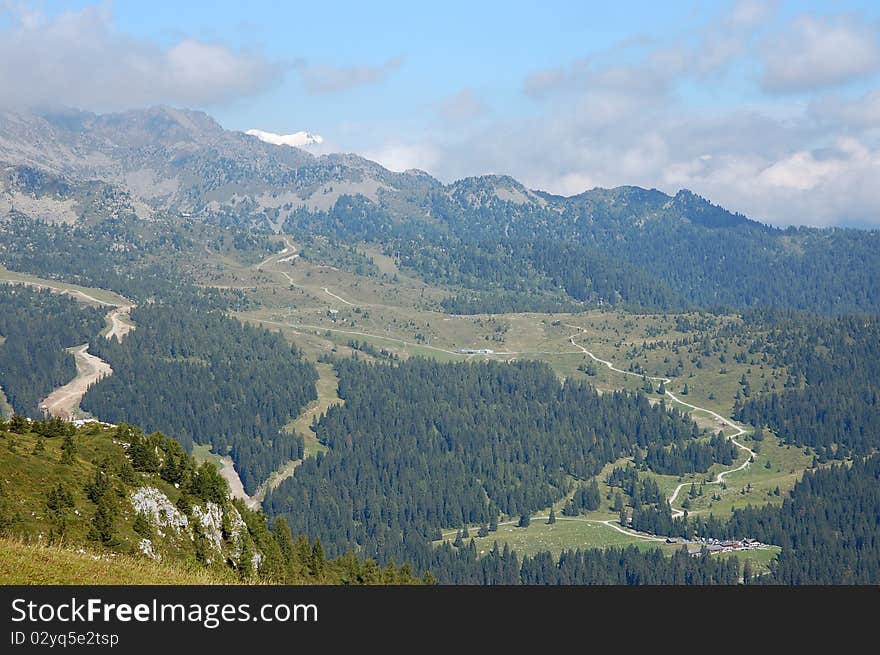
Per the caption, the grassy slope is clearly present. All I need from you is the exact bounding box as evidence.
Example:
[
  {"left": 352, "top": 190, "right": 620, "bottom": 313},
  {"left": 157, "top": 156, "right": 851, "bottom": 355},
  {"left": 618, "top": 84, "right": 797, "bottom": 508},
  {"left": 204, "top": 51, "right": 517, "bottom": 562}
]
[
  {"left": 0, "top": 426, "right": 237, "bottom": 584},
  {"left": 0, "top": 538, "right": 235, "bottom": 585}
]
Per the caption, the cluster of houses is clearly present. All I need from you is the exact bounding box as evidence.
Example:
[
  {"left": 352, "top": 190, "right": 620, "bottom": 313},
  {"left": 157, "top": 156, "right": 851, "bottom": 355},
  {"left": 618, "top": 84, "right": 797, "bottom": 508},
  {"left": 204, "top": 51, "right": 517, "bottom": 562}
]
[{"left": 663, "top": 536, "right": 769, "bottom": 556}]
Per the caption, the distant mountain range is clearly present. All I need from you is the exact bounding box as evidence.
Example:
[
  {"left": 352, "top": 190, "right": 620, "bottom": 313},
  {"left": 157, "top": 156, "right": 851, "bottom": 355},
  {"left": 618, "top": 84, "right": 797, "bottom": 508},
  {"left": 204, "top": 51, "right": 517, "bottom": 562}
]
[
  {"left": 0, "top": 105, "right": 750, "bottom": 229},
  {"left": 1, "top": 106, "right": 878, "bottom": 314}
]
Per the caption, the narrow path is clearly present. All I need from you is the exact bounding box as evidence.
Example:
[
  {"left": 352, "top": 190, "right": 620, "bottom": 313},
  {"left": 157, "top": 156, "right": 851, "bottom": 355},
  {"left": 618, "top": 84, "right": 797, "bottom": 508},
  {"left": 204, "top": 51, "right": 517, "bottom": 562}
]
[
  {"left": 216, "top": 361, "right": 344, "bottom": 510},
  {"left": 323, "top": 287, "right": 353, "bottom": 306},
  {"left": 255, "top": 317, "right": 585, "bottom": 358},
  {"left": 216, "top": 456, "right": 260, "bottom": 510},
  {"left": 4, "top": 276, "right": 137, "bottom": 419},
  {"left": 564, "top": 324, "right": 755, "bottom": 519}
]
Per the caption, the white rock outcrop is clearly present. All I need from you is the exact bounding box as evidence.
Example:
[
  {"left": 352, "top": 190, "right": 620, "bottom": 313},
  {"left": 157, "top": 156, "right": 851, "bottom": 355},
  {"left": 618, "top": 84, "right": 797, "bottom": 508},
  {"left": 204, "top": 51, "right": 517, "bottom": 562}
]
[{"left": 130, "top": 487, "right": 188, "bottom": 537}]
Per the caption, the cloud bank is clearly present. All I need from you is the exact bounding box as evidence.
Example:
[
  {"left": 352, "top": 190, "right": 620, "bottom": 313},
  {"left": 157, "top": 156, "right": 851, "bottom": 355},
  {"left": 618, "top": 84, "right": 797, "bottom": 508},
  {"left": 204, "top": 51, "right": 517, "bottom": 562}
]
[
  {"left": 387, "top": 3, "right": 880, "bottom": 227},
  {"left": 0, "top": 6, "right": 281, "bottom": 111}
]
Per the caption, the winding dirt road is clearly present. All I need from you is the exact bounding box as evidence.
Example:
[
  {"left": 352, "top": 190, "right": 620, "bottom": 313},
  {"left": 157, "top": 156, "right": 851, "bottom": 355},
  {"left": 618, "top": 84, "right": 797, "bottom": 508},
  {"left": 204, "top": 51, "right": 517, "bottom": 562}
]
[
  {"left": 5, "top": 278, "right": 138, "bottom": 420},
  {"left": 40, "top": 344, "right": 112, "bottom": 419},
  {"left": 564, "top": 324, "right": 755, "bottom": 518}
]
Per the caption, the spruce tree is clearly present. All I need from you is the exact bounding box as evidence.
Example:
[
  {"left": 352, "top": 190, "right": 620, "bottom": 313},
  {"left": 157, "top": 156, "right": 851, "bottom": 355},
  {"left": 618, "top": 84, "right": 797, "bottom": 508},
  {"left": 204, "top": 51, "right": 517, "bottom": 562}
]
[
  {"left": 60, "top": 433, "right": 76, "bottom": 464},
  {"left": 238, "top": 537, "right": 254, "bottom": 581},
  {"left": 89, "top": 494, "right": 118, "bottom": 546},
  {"left": 310, "top": 539, "right": 326, "bottom": 578},
  {"left": 547, "top": 508, "right": 556, "bottom": 524}
]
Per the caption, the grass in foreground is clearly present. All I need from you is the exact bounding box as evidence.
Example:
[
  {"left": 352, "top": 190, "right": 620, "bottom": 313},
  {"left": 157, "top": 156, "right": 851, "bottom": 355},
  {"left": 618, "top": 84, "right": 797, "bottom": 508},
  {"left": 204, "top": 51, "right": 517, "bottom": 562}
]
[{"left": 0, "top": 538, "right": 236, "bottom": 585}]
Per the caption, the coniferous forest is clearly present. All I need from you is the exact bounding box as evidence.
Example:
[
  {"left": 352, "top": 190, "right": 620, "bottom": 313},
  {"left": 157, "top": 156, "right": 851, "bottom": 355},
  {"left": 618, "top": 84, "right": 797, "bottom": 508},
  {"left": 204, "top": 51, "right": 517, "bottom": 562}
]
[
  {"left": 0, "top": 287, "right": 105, "bottom": 414},
  {"left": 264, "top": 357, "right": 718, "bottom": 578},
  {"left": 81, "top": 305, "right": 317, "bottom": 493}
]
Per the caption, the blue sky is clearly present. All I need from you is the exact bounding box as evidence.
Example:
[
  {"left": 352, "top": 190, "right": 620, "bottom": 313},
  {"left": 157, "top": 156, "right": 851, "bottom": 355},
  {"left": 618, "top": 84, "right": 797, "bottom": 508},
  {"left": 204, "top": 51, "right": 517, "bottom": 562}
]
[{"left": 2, "top": 1, "right": 880, "bottom": 226}]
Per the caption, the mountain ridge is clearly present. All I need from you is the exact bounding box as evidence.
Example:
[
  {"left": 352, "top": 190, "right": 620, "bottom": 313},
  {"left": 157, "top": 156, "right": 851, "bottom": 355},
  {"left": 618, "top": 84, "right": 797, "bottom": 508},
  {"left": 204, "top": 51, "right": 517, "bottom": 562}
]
[{"left": 1, "top": 105, "right": 765, "bottom": 232}]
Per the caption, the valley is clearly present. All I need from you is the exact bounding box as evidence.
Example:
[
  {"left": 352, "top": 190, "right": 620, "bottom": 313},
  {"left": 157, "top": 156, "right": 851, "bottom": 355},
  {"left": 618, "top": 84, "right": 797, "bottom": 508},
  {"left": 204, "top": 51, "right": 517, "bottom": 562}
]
[
  {"left": 0, "top": 105, "right": 876, "bottom": 586},
  {"left": 183, "top": 235, "right": 815, "bottom": 564}
]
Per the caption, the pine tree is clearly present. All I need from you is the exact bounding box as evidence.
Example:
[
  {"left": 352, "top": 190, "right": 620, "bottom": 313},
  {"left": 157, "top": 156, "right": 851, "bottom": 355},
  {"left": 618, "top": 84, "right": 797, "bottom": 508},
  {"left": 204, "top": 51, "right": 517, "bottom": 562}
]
[
  {"left": 547, "top": 508, "right": 556, "bottom": 524},
  {"left": 238, "top": 537, "right": 254, "bottom": 581},
  {"left": 489, "top": 514, "right": 498, "bottom": 531},
  {"left": 518, "top": 514, "right": 531, "bottom": 528},
  {"left": 45, "top": 483, "right": 75, "bottom": 540},
  {"left": 310, "top": 539, "right": 326, "bottom": 578},
  {"left": 8, "top": 414, "right": 27, "bottom": 434},
  {"left": 89, "top": 493, "right": 118, "bottom": 546},
  {"left": 60, "top": 433, "right": 76, "bottom": 464},
  {"left": 272, "top": 517, "right": 296, "bottom": 579}
]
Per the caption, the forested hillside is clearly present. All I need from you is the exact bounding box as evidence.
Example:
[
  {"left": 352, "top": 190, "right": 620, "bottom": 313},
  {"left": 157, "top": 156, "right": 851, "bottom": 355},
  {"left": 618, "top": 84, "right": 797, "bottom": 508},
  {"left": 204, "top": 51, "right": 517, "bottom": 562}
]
[
  {"left": 0, "top": 287, "right": 104, "bottom": 415},
  {"left": 0, "top": 417, "right": 422, "bottom": 585},
  {"left": 264, "top": 357, "right": 727, "bottom": 575},
  {"left": 0, "top": 215, "right": 269, "bottom": 308},
  {"left": 82, "top": 305, "right": 318, "bottom": 493},
  {"left": 736, "top": 312, "right": 880, "bottom": 459}
]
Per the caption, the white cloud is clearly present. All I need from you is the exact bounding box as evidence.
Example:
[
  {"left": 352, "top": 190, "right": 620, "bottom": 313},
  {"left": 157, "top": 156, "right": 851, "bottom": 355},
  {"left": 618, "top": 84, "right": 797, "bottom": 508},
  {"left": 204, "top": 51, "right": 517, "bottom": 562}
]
[
  {"left": 810, "top": 90, "right": 880, "bottom": 128},
  {"left": 406, "top": 5, "right": 880, "bottom": 228},
  {"left": 729, "top": 0, "right": 779, "bottom": 28},
  {"left": 297, "top": 57, "right": 403, "bottom": 95},
  {"left": 438, "top": 89, "right": 485, "bottom": 123},
  {"left": 363, "top": 142, "right": 438, "bottom": 173},
  {"left": 0, "top": 6, "right": 281, "bottom": 111},
  {"left": 761, "top": 15, "right": 880, "bottom": 93},
  {"left": 245, "top": 128, "right": 323, "bottom": 148}
]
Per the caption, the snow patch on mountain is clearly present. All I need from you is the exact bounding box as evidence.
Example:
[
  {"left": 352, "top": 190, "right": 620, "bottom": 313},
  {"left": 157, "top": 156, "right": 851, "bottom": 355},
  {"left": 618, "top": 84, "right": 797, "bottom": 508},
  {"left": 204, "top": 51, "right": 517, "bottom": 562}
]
[{"left": 245, "top": 128, "right": 323, "bottom": 148}]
